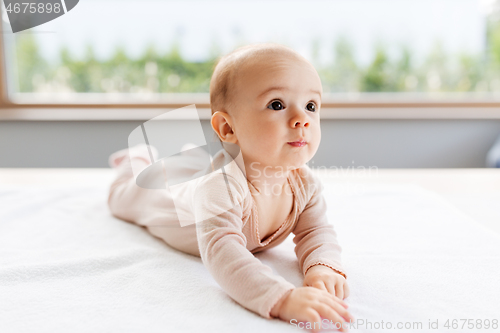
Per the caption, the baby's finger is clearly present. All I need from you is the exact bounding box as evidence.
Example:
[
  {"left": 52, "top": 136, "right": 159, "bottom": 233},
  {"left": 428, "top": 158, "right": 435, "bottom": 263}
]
[
  {"left": 325, "top": 280, "right": 337, "bottom": 296},
  {"left": 344, "top": 283, "right": 350, "bottom": 299},
  {"left": 330, "top": 293, "right": 349, "bottom": 308},
  {"left": 312, "top": 280, "right": 328, "bottom": 292},
  {"left": 303, "top": 309, "right": 322, "bottom": 333},
  {"left": 321, "top": 296, "right": 355, "bottom": 323},
  {"left": 335, "top": 282, "right": 344, "bottom": 300},
  {"left": 314, "top": 304, "right": 348, "bottom": 333}
]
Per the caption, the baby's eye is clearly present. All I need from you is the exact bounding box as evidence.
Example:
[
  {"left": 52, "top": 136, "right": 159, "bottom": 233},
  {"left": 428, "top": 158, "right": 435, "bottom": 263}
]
[
  {"left": 267, "top": 100, "right": 284, "bottom": 111},
  {"left": 306, "top": 102, "right": 316, "bottom": 112}
]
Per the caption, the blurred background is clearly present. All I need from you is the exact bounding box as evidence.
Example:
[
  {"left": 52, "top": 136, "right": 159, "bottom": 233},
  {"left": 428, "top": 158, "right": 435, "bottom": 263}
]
[{"left": 1, "top": 0, "right": 500, "bottom": 168}]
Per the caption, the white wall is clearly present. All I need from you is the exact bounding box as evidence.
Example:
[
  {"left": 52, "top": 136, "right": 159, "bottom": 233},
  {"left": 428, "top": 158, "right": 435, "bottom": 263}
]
[{"left": 0, "top": 119, "right": 499, "bottom": 168}]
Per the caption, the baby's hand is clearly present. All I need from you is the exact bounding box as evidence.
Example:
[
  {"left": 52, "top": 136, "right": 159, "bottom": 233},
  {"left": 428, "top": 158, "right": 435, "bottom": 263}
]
[
  {"left": 304, "top": 265, "right": 350, "bottom": 300},
  {"left": 272, "top": 287, "right": 354, "bottom": 333}
]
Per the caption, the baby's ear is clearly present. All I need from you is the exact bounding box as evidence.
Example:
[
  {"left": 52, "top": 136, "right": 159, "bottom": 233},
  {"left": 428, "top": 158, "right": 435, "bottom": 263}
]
[{"left": 211, "top": 111, "right": 237, "bottom": 144}]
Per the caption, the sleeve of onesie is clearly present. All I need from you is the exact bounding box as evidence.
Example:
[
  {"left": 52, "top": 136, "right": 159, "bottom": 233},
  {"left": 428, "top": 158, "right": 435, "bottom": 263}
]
[
  {"left": 292, "top": 169, "right": 347, "bottom": 280},
  {"left": 193, "top": 172, "right": 296, "bottom": 319}
]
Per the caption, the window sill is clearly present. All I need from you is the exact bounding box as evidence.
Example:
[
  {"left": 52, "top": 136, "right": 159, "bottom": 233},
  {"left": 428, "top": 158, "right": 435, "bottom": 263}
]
[{"left": 1, "top": 107, "right": 500, "bottom": 121}]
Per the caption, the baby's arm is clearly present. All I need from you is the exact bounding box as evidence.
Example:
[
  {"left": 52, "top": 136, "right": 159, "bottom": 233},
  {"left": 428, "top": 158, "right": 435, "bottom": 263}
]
[
  {"left": 292, "top": 169, "right": 348, "bottom": 292},
  {"left": 194, "top": 171, "right": 354, "bottom": 329},
  {"left": 193, "top": 173, "right": 295, "bottom": 319}
]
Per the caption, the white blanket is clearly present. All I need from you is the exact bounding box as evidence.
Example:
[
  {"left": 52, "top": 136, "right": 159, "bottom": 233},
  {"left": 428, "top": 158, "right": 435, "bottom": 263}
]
[{"left": 1, "top": 179, "right": 499, "bottom": 333}]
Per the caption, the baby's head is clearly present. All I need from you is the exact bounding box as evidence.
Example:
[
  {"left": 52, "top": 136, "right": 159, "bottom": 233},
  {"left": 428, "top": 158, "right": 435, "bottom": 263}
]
[{"left": 210, "top": 43, "right": 322, "bottom": 171}]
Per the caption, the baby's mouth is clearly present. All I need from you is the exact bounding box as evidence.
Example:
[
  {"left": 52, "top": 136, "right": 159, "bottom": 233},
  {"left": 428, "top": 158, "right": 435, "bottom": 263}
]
[{"left": 287, "top": 140, "right": 307, "bottom": 147}]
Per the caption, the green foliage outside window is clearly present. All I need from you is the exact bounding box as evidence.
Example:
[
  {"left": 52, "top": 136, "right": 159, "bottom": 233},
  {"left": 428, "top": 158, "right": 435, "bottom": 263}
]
[{"left": 11, "top": 12, "right": 500, "bottom": 95}]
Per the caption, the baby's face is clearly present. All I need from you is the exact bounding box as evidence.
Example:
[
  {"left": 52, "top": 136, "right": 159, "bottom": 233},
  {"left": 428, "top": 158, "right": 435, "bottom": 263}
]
[{"left": 228, "top": 53, "right": 322, "bottom": 171}]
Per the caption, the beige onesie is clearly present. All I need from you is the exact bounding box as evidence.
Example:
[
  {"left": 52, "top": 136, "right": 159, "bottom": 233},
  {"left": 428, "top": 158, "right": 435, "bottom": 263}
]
[{"left": 107, "top": 144, "right": 346, "bottom": 319}]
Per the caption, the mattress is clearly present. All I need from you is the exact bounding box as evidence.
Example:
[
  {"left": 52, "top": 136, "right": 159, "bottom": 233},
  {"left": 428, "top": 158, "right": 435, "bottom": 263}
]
[{"left": 1, "top": 175, "right": 499, "bottom": 333}]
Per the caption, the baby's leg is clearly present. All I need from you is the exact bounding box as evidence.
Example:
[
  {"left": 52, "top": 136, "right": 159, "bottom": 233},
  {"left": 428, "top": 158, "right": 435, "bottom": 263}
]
[{"left": 107, "top": 146, "right": 200, "bottom": 257}]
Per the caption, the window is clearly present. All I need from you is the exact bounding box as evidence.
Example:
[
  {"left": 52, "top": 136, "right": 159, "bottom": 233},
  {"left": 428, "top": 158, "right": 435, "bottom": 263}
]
[{"left": 1, "top": 0, "right": 500, "bottom": 107}]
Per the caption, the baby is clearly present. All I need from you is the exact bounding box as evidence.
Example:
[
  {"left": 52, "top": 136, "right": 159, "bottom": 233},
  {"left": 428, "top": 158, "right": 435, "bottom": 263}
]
[{"left": 107, "top": 43, "right": 353, "bottom": 332}]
